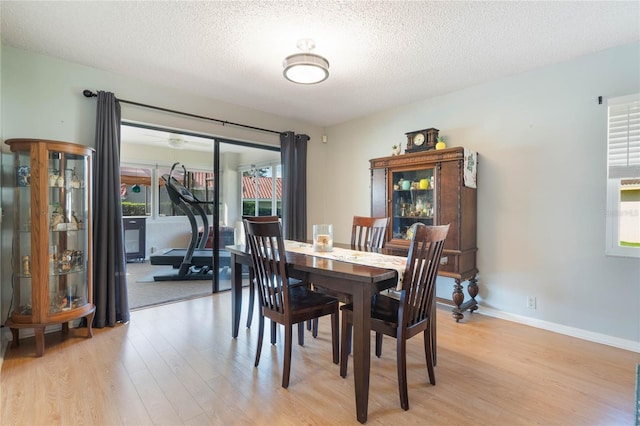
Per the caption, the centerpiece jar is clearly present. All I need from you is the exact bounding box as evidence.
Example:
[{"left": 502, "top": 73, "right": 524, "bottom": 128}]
[{"left": 313, "top": 224, "right": 333, "bottom": 252}]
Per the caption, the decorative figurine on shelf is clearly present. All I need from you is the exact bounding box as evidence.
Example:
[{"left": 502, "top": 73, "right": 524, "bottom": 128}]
[
  {"left": 391, "top": 143, "right": 401, "bottom": 156},
  {"left": 16, "top": 165, "right": 31, "bottom": 187},
  {"left": 22, "top": 255, "right": 31, "bottom": 276},
  {"left": 51, "top": 210, "right": 65, "bottom": 230},
  {"left": 69, "top": 211, "right": 80, "bottom": 230},
  {"left": 48, "top": 171, "right": 59, "bottom": 187},
  {"left": 436, "top": 136, "right": 446, "bottom": 150},
  {"left": 70, "top": 168, "right": 81, "bottom": 188}
]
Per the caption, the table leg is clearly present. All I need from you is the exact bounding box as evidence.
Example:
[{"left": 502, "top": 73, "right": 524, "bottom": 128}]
[
  {"left": 351, "top": 285, "right": 371, "bottom": 424},
  {"left": 231, "top": 253, "right": 242, "bottom": 338}
]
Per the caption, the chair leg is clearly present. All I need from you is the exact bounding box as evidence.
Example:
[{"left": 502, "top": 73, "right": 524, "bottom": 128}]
[
  {"left": 270, "top": 320, "right": 277, "bottom": 344},
  {"left": 282, "top": 324, "right": 293, "bottom": 388},
  {"left": 254, "top": 311, "right": 265, "bottom": 367},
  {"left": 431, "top": 297, "right": 437, "bottom": 366},
  {"left": 397, "top": 335, "right": 409, "bottom": 411},
  {"left": 330, "top": 312, "right": 339, "bottom": 364},
  {"left": 423, "top": 328, "right": 436, "bottom": 385},
  {"left": 306, "top": 319, "right": 312, "bottom": 331},
  {"left": 375, "top": 332, "right": 383, "bottom": 358},
  {"left": 246, "top": 274, "right": 255, "bottom": 328},
  {"left": 340, "top": 311, "right": 351, "bottom": 377},
  {"left": 312, "top": 318, "right": 318, "bottom": 338},
  {"left": 297, "top": 322, "right": 305, "bottom": 346}
]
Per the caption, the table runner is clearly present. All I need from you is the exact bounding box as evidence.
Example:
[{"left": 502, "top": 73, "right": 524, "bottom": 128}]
[{"left": 284, "top": 240, "right": 407, "bottom": 290}]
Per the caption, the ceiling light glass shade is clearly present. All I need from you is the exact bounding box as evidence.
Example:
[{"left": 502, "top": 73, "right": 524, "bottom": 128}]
[
  {"left": 283, "top": 53, "right": 330, "bottom": 84},
  {"left": 168, "top": 138, "right": 184, "bottom": 149}
]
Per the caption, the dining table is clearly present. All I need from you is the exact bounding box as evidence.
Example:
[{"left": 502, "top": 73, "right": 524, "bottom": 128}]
[{"left": 225, "top": 241, "right": 404, "bottom": 424}]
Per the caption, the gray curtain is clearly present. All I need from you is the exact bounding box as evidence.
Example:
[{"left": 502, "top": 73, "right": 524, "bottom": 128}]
[
  {"left": 281, "top": 131, "right": 309, "bottom": 242},
  {"left": 92, "top": 91, "right": 129, "bottom": 327}
]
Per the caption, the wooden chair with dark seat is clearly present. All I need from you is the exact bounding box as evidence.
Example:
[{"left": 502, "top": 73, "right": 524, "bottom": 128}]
[
  {"left": 339, "top": 223, "right": 450, "bottom": 410},
  {"left": 243, "top": 215, "right": 309, "bottom": 345},
  {"left": 310, "top": 215, "right": 390, "bottom": 337},
  {"left": 244, "top": 218, "right": 340, "bottom": 388},
  {"left": 241, "top": 215, "right": 279, "bottom": 329},
  {"left": 351, "top": 216, "right": 390, "bottom": 252}
]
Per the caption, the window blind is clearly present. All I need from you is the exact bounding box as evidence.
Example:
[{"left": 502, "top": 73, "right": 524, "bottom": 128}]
[{"left": 608, "top": 94, "right": 640, "bottom": 179}]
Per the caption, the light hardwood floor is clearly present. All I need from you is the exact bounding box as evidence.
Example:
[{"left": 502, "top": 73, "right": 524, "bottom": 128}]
[{"left": 1, "top": 289, "right": 637, "bottom": 425}]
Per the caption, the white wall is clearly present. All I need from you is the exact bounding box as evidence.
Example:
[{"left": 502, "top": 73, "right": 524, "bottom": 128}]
[{"left": 307, "top": 42, "right": 640, "bottom": 348}]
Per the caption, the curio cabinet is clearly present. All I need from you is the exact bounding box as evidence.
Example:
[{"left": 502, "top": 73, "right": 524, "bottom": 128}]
[{"left": 5, "top": 138, "right": 95, "bottom": 356}]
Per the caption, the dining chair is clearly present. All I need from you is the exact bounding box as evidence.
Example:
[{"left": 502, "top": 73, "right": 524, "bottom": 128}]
[
  {"left": 241, "top": 215, "right": 279, "bottom": 329},
  {"left": 309, "top": 215, "right": 390, "bottom": 337},
  {"left": 339, "top": 223, "right": 450, "bottom": 410},
  {"left": 242, "top": 215, "right": 309, "bottom": 345},
  {"left": 351, "top": 216, "right": 390, "bottom": 251},
  {"left": 243, "top": 218, "right": 339, "bottom": 388}
]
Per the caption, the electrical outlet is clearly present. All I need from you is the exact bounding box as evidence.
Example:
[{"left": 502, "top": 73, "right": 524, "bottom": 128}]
[{"left": 527, "top": 296, "right": 537, "bottom": 310}]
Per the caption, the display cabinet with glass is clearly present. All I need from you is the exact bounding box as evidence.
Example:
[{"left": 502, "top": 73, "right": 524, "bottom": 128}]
[
  {"left": 390, "top": 168, "right": 435, "bottom": 240},
  {"left": 5, "top": 139, "right": 95, "bottom": 357},
  {"left": 370, "top": 147, "right": 478, "bottom": 321}
]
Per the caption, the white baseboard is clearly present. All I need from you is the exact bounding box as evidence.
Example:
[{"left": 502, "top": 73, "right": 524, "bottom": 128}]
[{"left": 470, "top": 304, "right": 640, "bottom": 353}]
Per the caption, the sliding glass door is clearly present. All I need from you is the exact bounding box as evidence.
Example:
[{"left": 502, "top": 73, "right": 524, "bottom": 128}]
[{"left": 120, "top": 123, "right": 280, "bottom": 305}]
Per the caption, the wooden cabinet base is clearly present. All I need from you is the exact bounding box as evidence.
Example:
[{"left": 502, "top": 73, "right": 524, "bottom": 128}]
[
  {"left": 5, "top": 304, "right": 96, "bottom": 357},
  {"left": 437, "top": 276, "right": 479, "bottom": 322}
]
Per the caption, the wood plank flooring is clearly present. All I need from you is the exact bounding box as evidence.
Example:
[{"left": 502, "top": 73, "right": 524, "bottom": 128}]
[{"left": 1, "top": 289, "right": 638, "bottom": 425}]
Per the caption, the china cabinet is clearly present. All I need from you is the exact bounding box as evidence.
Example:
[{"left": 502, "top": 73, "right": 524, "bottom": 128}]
[
  {"left": 370, "top": 146, "right": 478, "bottom": 321},
  {"left": 5, "top": 138, "right": 95, "bottom": 356}
]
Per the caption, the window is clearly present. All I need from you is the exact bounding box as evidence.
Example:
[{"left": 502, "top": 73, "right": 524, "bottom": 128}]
[
  {"left": 157, "top": 165, "right": 214, "bottom": 217},
  {"left": 606, "top": 94, "right": 640, "bottom": 257},
  {"left": 120, "top": 165, "right": 152, "bottom": 217},
  {"left": 241, "top": 164, "right": 282, "bottom": 217}
]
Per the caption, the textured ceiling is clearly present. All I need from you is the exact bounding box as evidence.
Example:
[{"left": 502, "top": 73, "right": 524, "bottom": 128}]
[{"left": 1, "top": 1, "right": 639, "bottom": 127}]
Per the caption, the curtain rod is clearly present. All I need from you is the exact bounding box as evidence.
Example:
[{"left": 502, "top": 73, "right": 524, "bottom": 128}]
[{"left": 82, "top": 89, "right": 284, "bottom": 136}]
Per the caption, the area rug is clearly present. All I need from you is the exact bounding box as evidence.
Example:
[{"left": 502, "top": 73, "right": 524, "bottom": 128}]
[
  {"left": 127, "top": 266, "right": 232, "bottom": 310},
  {"left": 127, "top": 279, "right": 216, "bottom": 310}
]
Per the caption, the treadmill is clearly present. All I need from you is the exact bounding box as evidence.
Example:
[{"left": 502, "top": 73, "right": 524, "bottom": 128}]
[{"left": 150, "top": 163, "right": 214, "bottom": 281}]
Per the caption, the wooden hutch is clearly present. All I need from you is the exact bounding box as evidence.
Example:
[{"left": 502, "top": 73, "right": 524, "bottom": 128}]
[{"left": 370, "top": 146, "right": 478, "bottom": 321}]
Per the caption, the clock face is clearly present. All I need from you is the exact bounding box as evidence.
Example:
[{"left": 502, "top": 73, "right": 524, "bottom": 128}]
[{"left": 413, "top": 133, "right": 425, "bottom": 146}]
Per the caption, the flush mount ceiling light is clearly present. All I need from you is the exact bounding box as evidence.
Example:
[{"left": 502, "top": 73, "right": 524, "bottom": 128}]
[
  {"left": 168, "top": 136, "right": 185, "bottom": 149},
  {"left": 283, "top": 38, "right": 329, "bottom": 85}
]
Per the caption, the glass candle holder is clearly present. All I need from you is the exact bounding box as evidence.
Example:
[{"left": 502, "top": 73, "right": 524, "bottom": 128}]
[{"left": 313, "top": 224, "right": 333, "bottom": 252}]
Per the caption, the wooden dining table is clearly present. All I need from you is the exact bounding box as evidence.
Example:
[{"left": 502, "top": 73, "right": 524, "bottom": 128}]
[{"left": 226, "top": 243, "right": 398, "bottom": 424}]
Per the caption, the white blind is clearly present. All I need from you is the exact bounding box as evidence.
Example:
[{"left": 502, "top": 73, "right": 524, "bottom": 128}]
[{"left": 608, "top": 94, "right": 640, "bottom": 178}]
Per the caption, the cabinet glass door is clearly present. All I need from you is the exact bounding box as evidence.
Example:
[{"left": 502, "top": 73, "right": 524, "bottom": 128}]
[
  {"left": 15, "top": 151, "right": 33, "bottom": 315},
  {"left": 390, "top": 167, "right": 435, "bottom": 240},
  {"left": 48, "top": 151, "right": 90, "bottom": 314}
]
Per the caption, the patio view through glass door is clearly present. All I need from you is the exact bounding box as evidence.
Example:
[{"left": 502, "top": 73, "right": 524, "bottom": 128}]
[{"left": 120, "top": 124, "right": 280, "bottom": 309}]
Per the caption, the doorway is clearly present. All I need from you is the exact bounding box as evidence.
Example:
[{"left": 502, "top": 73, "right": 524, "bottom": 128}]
[{"left": 120, "top": 123, "right": 281, "bottom": 309}]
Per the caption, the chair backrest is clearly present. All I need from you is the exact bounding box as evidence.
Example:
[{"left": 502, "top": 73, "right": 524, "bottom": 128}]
[
  {"left": 400, "top": 223, "right": 450, "bottom": 329},
  {"left": 242, "top": 215, "right": 279, "bottom": 222},
  {"left": 351, "top": 216, "right": 390, "bottom": 251},
  {"left": 243, "top": 218, "right": 290, "bottom": 317}
]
